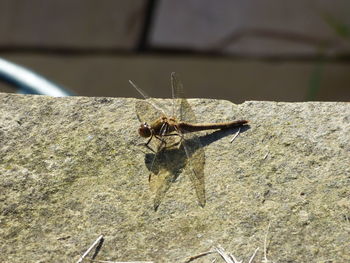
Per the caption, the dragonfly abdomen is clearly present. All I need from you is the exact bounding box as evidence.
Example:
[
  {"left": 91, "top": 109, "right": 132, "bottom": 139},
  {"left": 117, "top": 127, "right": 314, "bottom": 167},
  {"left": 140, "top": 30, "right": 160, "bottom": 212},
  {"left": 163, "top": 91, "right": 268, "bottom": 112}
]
[{"left": 178, "top": 120, "right": 248, "bottom": 133}]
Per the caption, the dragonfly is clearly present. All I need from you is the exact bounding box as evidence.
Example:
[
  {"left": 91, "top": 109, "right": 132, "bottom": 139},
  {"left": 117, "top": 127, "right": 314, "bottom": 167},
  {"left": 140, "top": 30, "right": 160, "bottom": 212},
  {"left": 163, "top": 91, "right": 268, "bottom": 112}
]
[{"left": 130, "top": 73, "right": 248, "bottom": 210}]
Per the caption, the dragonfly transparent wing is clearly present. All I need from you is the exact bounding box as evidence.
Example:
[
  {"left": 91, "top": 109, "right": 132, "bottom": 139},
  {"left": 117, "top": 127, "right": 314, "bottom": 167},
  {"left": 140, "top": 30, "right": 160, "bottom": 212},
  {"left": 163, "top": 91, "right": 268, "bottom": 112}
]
[
  {"left": 181, "top": 134, "right": 206, "bottom": 207},
  {"left": 130, "top": 80, "right": 166, "bottom": 123},
  {"left": 132, "top": 80, "right": 169, "bottom": 152},
  {"left": 148, "top": 147, "right": 187, "bottom": 210},
  {"left": 171, "top": 73, "right": 206, "bottom": 207}
]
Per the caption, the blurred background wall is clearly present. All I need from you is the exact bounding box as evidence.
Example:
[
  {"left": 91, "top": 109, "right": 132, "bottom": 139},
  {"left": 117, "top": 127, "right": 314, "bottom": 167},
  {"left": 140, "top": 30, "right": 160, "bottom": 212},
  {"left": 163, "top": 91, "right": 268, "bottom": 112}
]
[{"left": 0, "top": 0, "right": 349, "bottom": 102}]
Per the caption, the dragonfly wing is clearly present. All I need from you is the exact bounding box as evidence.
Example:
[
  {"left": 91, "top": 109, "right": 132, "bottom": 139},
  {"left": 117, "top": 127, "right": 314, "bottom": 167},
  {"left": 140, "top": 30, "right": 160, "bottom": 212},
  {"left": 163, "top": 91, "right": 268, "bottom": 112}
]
[
  {"left": 171, "top": 72, "right": 197, "bottom": 123},
  {"left": 171, "top": 72, "right": 184, "bottom": 118},
  {"left": 151, "top": 168, "right": 174, "bottom": 211},
  {"left": 148, "top": 147, "right": 185, "bottom": 211},
  {"left": 130, "top": 80, "right": 166, "bottom": 122},
  {"left": 135, "top": 99, "right": 162, "bottom": 125},
  {"left": 181, "top": 134, "right": 206, "bottom": 207},
  {"left": 171, "top": 73, "right": 206, "bottom": 206}
]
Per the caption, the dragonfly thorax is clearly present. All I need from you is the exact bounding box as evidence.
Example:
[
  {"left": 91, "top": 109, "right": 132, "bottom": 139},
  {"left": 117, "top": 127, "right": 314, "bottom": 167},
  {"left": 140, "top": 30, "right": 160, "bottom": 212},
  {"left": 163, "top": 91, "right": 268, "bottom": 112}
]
[{"left": 138, "top": 122, "right": 152, "bottom": 138}]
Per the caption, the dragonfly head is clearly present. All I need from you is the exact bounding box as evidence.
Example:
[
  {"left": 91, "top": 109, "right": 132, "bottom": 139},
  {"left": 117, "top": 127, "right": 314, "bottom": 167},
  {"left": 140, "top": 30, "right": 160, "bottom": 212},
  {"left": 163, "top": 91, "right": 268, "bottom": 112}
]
[{"left": 138, "top": 122, "right": 152, "bottom": 138}]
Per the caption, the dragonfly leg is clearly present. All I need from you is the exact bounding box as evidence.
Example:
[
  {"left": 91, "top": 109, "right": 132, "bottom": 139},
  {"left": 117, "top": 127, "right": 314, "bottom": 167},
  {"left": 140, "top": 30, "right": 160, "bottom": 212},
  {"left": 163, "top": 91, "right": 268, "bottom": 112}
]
[
  {"left": 160, "top": 133, "right": 183, "bottom": 149},
  {"left": 172, "top": 127, "right": 185, "bottom": 149},
  {"left": 154, "top": 135, "right": 167, "bottom": 150},
  {"left": 175, "top": 135, "right": 184, "bottom": 149},
  {"left": 138, "top": 135, "right": 157, "bottom": 153},
  {"left": 147, "top": 122, "right": 169, "bottom": 151}
]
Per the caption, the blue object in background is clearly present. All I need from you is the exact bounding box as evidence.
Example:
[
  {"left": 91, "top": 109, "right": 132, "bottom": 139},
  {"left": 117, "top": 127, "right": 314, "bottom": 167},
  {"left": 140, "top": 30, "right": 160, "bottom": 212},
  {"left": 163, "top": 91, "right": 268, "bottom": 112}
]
[{"left": 0, "top": 57, "right": 73, "bottom": 97}]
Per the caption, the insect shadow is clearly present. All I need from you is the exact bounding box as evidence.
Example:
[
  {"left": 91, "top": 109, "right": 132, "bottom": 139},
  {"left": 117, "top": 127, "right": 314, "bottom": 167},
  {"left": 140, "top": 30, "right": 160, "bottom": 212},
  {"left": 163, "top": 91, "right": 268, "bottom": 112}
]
[{"left": 144, "top": 124, "right": 250, "bottom": 210}]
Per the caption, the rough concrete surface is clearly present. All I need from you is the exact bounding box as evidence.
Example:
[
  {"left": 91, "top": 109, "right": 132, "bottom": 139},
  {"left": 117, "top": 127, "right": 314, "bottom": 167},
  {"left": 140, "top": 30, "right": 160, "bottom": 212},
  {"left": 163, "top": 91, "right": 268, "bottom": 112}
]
[{"left": 0, "top": 93, "right": 349, "bottom": 262}]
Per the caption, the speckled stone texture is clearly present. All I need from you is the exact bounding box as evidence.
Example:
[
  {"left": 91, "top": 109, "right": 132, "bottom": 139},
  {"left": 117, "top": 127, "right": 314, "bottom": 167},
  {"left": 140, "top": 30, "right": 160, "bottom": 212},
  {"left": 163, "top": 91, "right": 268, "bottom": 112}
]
[{"left": 0, "top": 93, "right": 349, "bottom": 262}]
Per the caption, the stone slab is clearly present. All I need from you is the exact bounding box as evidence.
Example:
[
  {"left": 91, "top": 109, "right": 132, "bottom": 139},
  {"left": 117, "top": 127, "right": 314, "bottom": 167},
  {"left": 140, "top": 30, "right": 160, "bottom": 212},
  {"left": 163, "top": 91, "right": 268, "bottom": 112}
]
[{"left": 0, "top": 92, "right": 349, "bottom": 261}]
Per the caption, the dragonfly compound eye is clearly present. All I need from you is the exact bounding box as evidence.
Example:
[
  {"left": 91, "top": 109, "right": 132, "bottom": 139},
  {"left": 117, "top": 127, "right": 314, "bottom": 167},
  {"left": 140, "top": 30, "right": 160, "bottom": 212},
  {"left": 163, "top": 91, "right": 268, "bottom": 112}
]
[{"left": 138, "top": 123, "right": 151, "bottom": 138}]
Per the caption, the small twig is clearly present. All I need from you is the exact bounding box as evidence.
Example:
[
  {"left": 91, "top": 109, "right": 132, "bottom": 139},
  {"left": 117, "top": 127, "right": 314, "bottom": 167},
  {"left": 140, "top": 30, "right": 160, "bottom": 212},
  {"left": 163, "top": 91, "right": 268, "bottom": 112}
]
[
  {"left": 263, "top": 151, "right": 269, "bottom": 160},
  {"left": 183, "top": 250, "right": 215, "bottom": 263},
  {"left": 215, "top": 246, "right": 235, "bottom": 263},
  {"left": 248, "top": 247, "right": 259, "bottom": 263},
  {"left": 76, "top": 235, "right": 104, "bottom": 263},
  {"left": 230, "top": 128, "right": 241, "bottom": 143},
  {"left": 57, "top": 235, "right": 71, "bottom": 241},
  {"left": 229, "top": 253, "right": 242, "bottom": 263},
  {"left": 91, "top": 236, "right": 104, "bottom": 260},
  {"left": 262, "top": 222, "right": 271, "bottom": 263}
]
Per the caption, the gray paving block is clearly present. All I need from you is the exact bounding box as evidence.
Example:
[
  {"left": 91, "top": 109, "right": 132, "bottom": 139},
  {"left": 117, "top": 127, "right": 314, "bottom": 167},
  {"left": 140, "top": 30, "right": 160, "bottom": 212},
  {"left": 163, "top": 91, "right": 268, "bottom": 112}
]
[{"left": 0, "top": 93, "right": 349, "bottom": 262}]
